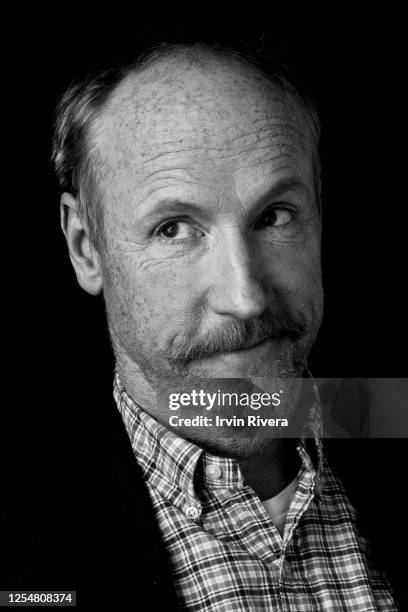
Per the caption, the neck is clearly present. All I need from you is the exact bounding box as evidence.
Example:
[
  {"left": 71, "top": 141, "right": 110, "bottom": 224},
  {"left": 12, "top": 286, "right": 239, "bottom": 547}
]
[{"left": 238, "top": 438, "right": 300, "bottom": 500}]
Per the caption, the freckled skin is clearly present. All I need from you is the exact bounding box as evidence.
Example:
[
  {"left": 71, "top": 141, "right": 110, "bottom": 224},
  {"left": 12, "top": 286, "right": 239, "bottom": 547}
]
[{"left": 94, "top": 56, "right": 323, "bottom": 457}]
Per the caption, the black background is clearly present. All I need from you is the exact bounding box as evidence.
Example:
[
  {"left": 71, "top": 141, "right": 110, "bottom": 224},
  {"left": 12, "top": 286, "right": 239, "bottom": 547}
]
[{"left": 2, "top": 11, "right": 407, "bottom": 608}]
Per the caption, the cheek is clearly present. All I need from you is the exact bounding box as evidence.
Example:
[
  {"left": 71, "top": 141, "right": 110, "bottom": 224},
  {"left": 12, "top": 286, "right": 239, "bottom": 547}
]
[
  {"left": 103, "top": 251, "right": 199, "bottom": 335},
  {"left": 134, "top": 265, "right": 197, "bottom": 321},
  {"left": 266, "top": 239, "right": 321, "bottom": 290}
]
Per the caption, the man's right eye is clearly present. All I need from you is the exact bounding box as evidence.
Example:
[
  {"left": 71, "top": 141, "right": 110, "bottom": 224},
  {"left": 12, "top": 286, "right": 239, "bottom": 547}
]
[{"left": 155, "top": 219, "right": 202, "bottom": 242}]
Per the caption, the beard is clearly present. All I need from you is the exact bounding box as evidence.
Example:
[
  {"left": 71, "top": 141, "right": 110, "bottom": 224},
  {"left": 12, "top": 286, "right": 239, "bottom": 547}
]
[
  {"left": 110, "top": 292, "right": 319, "bottom": 382},
  {"left": 163, "top": 295, "right": 319, "bottom": 380}
]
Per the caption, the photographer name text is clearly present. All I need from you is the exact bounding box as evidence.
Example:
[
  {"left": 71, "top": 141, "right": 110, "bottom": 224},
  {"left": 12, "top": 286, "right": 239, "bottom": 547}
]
[{"left": 168, "top": 415, "right": 288, "bottom": 427}]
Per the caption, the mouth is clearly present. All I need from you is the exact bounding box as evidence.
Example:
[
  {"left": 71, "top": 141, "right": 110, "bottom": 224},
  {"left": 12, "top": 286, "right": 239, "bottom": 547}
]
[
  {"left": 195, "top": 337, "right": 282, "bottom": 368},
  {"left": 227, "top": 336, "right": 270, "bottom": 353}
]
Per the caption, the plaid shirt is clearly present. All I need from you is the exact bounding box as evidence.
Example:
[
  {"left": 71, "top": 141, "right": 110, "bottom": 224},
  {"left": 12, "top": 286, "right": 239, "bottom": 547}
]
[{"left": 114, "top": 373, "right": 397, "bottom": 611}]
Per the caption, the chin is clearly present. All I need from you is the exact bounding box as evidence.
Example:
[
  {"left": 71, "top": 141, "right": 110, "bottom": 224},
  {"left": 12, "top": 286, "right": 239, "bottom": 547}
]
[{"left": 186, "top": 426, "right": 283, "bottom": 459}]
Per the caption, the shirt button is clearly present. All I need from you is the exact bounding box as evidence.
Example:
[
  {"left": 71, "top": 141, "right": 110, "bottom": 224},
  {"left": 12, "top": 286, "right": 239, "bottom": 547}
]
[
  {"left": 206, "top": 465, "right": 222, "bottom": 479},
  {"left": 185, "top": 505, "right": 200, "bottom": 520}
]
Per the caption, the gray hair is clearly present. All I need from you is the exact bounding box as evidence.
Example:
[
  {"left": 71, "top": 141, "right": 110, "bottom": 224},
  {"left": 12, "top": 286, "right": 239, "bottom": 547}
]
[{"left": 52, "top": 42, "right": 321, "bottom": 251}]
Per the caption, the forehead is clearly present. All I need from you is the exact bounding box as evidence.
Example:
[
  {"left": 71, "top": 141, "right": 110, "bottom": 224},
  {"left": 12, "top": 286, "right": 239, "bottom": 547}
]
[{"left": 92, "top": 56, "right": 315, "bottom": 202}]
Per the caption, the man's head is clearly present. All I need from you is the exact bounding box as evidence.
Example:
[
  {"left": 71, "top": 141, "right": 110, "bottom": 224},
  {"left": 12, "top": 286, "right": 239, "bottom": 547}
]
[{"left": 54, "top": 42, "right": 324, "bottom": 456}]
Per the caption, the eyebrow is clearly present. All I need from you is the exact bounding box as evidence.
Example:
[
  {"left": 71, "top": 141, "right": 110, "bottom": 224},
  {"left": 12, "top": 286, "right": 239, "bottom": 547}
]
[
  {"left": 142, "top": 200, "right": 205, "bottom": 220},
  {"left": 139, "top": 176, "right": 311, "bottom": 222},
  {"left": 254, "top": 176, "right": 312, "bottom": 206}
]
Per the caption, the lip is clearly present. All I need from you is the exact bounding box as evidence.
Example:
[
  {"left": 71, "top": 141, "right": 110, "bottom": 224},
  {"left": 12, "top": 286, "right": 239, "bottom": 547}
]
[
  {"left": 220, "top": 337, "right": 270, "bottom": 355},
  {"left": 197, "top": 338, "right": 281, "bottom": 366},
  {"left": 206, "top": 338, "right": 271, "bottom": 360}
]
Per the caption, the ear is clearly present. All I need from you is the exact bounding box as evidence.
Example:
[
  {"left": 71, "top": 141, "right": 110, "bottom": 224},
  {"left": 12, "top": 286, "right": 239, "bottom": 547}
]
[{"left": 60, "top": 193, "right": 103, "bottom": 295}]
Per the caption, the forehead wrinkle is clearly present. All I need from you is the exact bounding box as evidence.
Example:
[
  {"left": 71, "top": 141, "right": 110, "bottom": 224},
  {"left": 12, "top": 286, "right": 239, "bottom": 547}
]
[
  {"left": 123, "top": 127, "right": 311, "bottom": 189},
  {"left": 141, "top": 176, "right": 214, "bottom": 202},
  {"left": 138, "top": 133, "right": 307, "bottom": 167},
  {"left": 137, "top": 139, "right": 310, "bottom": 192},
  {"left": 235, "top": 157, "right": 315, "bottom": 205},
  {"left": 140, "top": 145, "right": 222, "bottom": 166},
  {"left": 139, "top": 172, "right": 226, "bottom": 207},
  {"left": 234, "top": 152, "right": 303, "bottom": 174},
  {"left": 222, "top": 122, "right": 310, "bottom": 145},
  {"left": 92, "top": 60, "right": 317, "bottom": 208},
  {"left": 131, "top": 103, "right": 309, "bottom": 155},
  {"left": 146, "top": 116, "right": 309, "bottom": 149},
  {"left": 140, "top": 167, "right": 204, "bottom": 184}
]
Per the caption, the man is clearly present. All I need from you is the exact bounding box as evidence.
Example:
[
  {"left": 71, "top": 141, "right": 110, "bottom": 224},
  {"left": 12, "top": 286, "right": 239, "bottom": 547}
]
[{"left": 52, "top": 42, "right": 397, "bottom": 609}]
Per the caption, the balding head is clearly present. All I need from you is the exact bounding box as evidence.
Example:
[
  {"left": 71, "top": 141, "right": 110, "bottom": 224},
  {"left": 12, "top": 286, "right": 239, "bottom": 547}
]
[{"left": 53, "top": 42, "right": 320, "bottom": 250}]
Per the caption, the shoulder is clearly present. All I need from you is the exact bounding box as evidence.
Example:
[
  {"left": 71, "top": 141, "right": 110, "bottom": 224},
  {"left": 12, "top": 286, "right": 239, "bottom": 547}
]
[{"left": 322, "top": 438, "right": 406, "bottom": 607}]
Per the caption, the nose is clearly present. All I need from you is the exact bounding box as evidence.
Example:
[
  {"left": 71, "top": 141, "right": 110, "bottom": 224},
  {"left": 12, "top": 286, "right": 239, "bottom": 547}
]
[{"left": 206, "top": 230, "right": 269, "bottom": 320}]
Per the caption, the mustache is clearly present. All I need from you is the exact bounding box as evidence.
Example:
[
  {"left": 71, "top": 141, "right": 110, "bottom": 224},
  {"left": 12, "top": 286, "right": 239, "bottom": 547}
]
[{"left": 170, "top": 309, "right": 308, "bottom": 361}]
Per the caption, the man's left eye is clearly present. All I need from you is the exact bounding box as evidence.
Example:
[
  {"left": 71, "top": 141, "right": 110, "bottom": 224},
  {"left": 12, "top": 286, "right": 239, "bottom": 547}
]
[{"left": 255, "top": 207, "right": 293, "bottom": 229}]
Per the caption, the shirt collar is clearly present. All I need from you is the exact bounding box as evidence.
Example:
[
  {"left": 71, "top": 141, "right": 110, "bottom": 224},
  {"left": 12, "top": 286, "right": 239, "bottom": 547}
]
[
  {"left": 113, "top": 371, "right": 324, "bottom": 506},
  {"left": 114, "top": 372, "right": 202, "bottom": 503}
]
